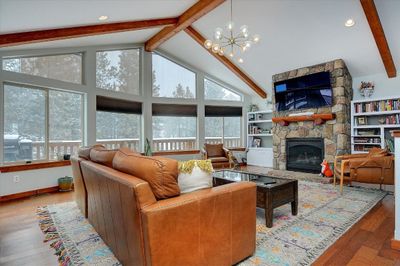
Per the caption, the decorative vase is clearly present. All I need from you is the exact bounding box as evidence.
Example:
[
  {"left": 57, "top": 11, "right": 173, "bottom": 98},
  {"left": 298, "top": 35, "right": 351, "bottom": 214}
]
[{"left": 58, "top": 176, "right": 73, "bottom": 192}]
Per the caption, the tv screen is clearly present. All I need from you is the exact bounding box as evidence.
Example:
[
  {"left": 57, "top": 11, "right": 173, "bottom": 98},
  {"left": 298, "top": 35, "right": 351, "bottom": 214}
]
[{"left": 274, "top": 72, "right": 332, "bottom": 111}]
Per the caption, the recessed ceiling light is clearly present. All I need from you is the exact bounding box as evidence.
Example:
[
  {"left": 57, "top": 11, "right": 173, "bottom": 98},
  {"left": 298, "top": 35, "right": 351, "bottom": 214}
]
[
  {"left": 98, "top": 15, "right": 108, "bottom": 21},
  {"left": 345, "top": 18, "right": 355, "bottom": 27}
]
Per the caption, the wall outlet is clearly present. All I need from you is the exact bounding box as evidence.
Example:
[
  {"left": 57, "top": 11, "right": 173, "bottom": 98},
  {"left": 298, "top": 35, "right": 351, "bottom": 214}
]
[{"left": 13, "top": 175, "right": 20, "bottom": 183}]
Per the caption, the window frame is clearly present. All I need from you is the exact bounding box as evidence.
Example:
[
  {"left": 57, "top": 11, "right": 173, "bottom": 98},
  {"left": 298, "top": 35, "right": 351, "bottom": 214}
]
[
  {"left": 151, "top": 52, "right": 197, "bottom": 100},
  {"left": 95, "top": 48, "right": 143, "bottom": 96},
  {"left": 2, "top": 52, "right": 84, "bottom": 84},
  {"left": 204, "top": 77, "right": 243, "bottom": 102},
  {"left": 2, "top": 82, "right": 85, "bottom": 164}
]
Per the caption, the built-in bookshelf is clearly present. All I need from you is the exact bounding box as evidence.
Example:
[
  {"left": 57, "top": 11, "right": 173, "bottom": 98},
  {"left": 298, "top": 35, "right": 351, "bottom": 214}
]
[
  {"left": 351, "top": 96, "right": 400, "bottom": 154},
  {"left": 247, "top": 110, "right": 273, "bottom": 148},
  {"left": 246, "top": 110, "right": 273, "bottom": 167}
]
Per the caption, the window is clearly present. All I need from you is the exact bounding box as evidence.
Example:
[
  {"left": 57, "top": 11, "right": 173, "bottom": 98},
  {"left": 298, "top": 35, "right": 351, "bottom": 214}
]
[
  {"left": 152, "top": 104, "right": 197, "bottom": 151},
  {"left": 49, "top": 90, "right": 83, "bottom": 158},
  {"left": 152, "top": 54, "right": 196, "bottom": 98},
  {"left": 3, "top": 84, "right": 83, "bottom": 163},
  {"left": 96, "top": 96, "right": 142, "bottom": 151},
  {"left": 205, "top": 106, "right": 242, "bottom": 148},
  {"left": 96, "top": 49, "right": 140, "bottom": 95},
  {"left": 2, "top": 53, "right": 82, "bottom": 84},
  {"left": 204, "top": 78, "right": 242, "bottom": 101}
]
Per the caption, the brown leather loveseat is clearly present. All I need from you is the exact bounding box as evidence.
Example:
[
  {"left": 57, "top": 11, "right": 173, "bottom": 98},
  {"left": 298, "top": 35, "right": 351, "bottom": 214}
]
[{"left": 72, "top": 146, "right": 256, "bottom": 266}]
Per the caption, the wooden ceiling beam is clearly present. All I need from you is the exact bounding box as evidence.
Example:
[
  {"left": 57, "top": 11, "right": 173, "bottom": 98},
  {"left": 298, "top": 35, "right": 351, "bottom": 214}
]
[
  {"left": 0, "top": 18, "right": 178, "bottom": 48},
  {"left": 184, "top": 26, "right": 266, "bottom": 98},
  {"left": 360, "top": 0, "right": 396, "bottom": 78},
  {"left": 145, "top": 0, "right": 225, "bottom": 52}
]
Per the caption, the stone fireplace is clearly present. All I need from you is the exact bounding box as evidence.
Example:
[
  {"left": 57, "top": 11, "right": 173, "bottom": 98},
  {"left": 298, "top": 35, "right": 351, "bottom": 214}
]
[{"left": 272, "top": 59, "right": 352, "bottom": 171}]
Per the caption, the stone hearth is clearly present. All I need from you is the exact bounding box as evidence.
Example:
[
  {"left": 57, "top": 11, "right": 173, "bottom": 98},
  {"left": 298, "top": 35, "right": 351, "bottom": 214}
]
[{"left": 272, "top": 59, "right": 352, "bottom": 170}]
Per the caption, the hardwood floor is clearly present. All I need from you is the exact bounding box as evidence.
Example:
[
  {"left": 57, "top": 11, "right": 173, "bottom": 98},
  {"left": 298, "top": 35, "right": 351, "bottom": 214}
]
[
  {"left": 0, "top": 192, "right": 73, "bottom": 266},
  {"left": 0, "top": 191, "right": 399, "bottom": 265}
]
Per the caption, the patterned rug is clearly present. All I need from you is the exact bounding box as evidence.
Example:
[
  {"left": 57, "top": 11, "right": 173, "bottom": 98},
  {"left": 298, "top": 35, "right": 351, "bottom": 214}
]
[
  {"left": 37, "top": 181, "right": 386, "bottom": 266},
  {"left": 37, "top": 203, "right": 121, "bottom": 266}
]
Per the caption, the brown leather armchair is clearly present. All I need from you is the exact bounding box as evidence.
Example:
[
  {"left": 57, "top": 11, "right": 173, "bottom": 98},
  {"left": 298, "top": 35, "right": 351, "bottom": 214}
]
[
  {"left": 72, "top": 146, "right": 257, "bottom": 266},
  {"left": 334, "top": 148, "right": 394, "bottom": 193},
  {"left": 201, "top": 143, "right": 235, "bottom": 168}
]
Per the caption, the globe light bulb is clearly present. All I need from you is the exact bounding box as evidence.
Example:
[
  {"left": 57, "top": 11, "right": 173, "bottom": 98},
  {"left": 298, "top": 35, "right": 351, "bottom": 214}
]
[
  {"left": 211, "top": 43, "right": 220, "bottom": 53},
  {"left": 229, "top": 52, "right": 234, "bottom": 58},
  {"left": 252, "top": 34, "right": 260, "bottom": 43},
  {"left": 238, "top": 58, "right": 244, "bottom": 63},
  {"left": 204, "top": 39, "right": 213, "bottom": 49},
  {"left": 240, "top": 25, "right": 248, "bottom": 34},
  {"left": 214, "top": 27, "right": 223, "bottom": 36},
  {"left": 242, "top": 46, "right": 247, "bottom": 52},
  {"left": 218, "top": 48, "right": 224, "bottom": 56},
  {"left": 245, "top": 41, "right": 252, "bottom": 48},
  {"left": 226, "top": 21, "right": 234, "bottom": 30}
]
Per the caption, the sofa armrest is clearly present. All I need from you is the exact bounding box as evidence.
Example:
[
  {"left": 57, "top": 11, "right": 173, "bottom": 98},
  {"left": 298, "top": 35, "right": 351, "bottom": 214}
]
[{"left": 141, "top": 182, "right": 256, "bottom": 266}]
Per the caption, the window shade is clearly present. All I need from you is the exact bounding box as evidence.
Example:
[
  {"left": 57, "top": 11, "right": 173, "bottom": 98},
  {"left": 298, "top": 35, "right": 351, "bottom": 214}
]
[
  {"left": 152, "top": 103, "right": 197, "bottom": 117},
  {"left": 96, "top": 96, "right": 142, "bottom": 114},
  {"left": 205, "top": 105, "right": 242, "bottom": 117}
]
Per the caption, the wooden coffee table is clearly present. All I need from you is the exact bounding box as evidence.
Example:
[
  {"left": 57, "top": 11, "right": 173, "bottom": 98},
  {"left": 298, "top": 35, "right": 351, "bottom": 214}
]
[{"left": 213, "top": 170, "right": 298, "bottom": 228}]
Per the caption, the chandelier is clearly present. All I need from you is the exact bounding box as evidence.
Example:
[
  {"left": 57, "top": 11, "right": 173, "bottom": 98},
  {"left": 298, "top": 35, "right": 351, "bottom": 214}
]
[{"left": 204, "top": 0, "right": 260, "bottom": 63}]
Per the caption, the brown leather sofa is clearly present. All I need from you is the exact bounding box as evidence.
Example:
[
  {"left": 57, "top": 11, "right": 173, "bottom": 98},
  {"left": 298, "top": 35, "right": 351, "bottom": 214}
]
[
  {"left": 72, "top": 146, "right": 256, "bottom": 266},
  {"left": 201, "top": 143, "right": 234, "bottom": 168},
  {"left": 334, "top": 147, "right": 394, "bottom": 193}
]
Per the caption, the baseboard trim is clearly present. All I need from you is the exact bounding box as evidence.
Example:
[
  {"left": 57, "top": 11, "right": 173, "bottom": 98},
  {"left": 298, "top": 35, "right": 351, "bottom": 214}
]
[
  {"left": 391, "top": 239, "right": 400, "bottom": 250},
  {"left": 0, "top": 186, "right": 60, "bottom": 202}
]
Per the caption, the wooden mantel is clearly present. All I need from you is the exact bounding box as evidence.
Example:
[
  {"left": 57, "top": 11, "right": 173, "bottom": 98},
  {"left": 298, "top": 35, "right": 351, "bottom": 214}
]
[{"left": 272, "top": 113, "right": 336, "bottom": 126}]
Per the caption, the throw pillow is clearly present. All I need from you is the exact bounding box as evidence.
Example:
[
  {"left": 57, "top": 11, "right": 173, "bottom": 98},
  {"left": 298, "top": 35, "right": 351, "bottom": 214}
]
[{"left": 178, "top": 160, "right": 213, "bottom": 193}]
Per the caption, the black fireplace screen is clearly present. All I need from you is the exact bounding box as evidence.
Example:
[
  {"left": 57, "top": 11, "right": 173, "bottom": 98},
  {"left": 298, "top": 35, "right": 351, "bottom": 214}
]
[{"left": 286, "top": 138, "right": 324, "bottom": 173}]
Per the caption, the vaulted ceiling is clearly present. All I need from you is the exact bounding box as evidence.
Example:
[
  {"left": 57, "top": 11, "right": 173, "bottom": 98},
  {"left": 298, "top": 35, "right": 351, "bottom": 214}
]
[{"left": 0, "top": 0, "right": 398, "bottom": 98}]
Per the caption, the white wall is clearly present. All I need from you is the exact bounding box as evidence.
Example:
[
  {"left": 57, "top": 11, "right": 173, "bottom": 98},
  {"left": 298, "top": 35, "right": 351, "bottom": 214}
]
[
  {"left": 0, "top": 166, "right": 72, "bottom": 196},
  {"left": 353, "top": 73, "right": 400, "bottom": 100}
]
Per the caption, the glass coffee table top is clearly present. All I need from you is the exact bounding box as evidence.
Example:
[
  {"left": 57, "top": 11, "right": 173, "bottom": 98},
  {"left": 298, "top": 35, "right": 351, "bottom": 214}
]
[{"left": 213, "top": 170, "right": 291, "bottom": 187}]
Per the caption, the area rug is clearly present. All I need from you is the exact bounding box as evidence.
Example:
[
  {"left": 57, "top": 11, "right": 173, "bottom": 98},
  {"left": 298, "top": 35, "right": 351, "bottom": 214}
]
[
  {"left": 239, "top": 181, "right": 387, "bottom": 266},
  {"left": 37, "top": 203, "right": 121, "bottom": 266},
  {"left": 37, "top": 181, "right": 386, "bottom": 266}
]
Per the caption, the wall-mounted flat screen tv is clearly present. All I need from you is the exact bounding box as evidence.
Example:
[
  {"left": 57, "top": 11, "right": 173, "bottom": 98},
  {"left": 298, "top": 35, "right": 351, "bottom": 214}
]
[{"left": 274, "top": 72, "right": 332, "bottom": 111}]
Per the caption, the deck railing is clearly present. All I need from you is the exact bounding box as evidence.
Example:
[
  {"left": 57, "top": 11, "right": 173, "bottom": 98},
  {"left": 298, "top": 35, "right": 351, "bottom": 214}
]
[{"left": 30, "top": 137, "right": 241, "bottom": 159}]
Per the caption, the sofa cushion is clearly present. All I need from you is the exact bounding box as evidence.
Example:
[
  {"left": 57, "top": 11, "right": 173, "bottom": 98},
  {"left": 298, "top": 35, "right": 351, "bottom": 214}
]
[
  {"left": 90, "top": 146, "right": 117, "bottom": 167},
  {"left": 205, "top": 143, "right": 225, "bottom": 158},
  {"left": 367, "top": 147, "right": 388, "bottom": 158},
  {"left": 113, "top": 149, "right": 180, "bottom": 199},
  {"left": 78, "top": 144, "right": 104, "bottom": 160},
  {"left": 210, "top": 157, "right": 229, "bottom": 163},
  {"left": 178, "top": 160, "right": 213, "bottom": 194}
]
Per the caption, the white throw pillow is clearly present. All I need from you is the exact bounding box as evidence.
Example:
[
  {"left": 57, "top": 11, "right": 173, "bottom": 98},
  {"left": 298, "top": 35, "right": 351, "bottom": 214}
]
[{"left": 178, "top": 162, "right": 213, "bottom": 194}]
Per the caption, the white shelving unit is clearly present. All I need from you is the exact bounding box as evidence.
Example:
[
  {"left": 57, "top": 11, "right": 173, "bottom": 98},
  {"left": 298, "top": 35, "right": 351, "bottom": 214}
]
[
  {"left": 351, "top": 96, "right": 400, "bottom": 154},
  {"left": 246, "top": 110, "right": 273, "bottom": 167}
]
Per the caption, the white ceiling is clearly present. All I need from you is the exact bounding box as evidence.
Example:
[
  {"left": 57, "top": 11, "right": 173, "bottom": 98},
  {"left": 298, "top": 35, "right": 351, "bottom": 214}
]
[{"left": 0, "top": 0, "right": 399, "bottom": 98}]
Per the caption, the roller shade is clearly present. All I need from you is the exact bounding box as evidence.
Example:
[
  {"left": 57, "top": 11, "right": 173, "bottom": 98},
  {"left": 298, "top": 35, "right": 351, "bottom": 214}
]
[
  {"left": 152, "top": 103, "right": 197, "bottom": 117},
  {"left": 96, "top": 96, "right": 142, "bottom": 114},
  {"left": 205, "top": 105, "right": 242, "bottom": 117}
]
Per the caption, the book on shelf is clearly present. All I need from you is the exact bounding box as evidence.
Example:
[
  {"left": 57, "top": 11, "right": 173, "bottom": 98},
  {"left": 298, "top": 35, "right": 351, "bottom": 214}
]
[
  {"left": 353, "top": 137, "right": 380, "bottom": 144},
  {"left": 354, "top": 99, "right": 400, "bottom": 113},
  {"left": 385, "top": 139, "right": 395, "bottom": 153}
]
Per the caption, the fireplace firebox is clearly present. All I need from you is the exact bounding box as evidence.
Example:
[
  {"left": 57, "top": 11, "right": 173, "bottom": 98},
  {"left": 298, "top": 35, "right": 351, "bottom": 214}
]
[{"left": 286, "top": 138, "right": 324, "bottom": 173}]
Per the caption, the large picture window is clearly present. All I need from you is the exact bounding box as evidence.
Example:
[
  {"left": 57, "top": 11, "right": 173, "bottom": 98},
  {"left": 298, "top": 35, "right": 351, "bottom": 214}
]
[
  {"left": 2, "top": 53, "right": 82, "bottom": 84},
  {"left": 3, "top": 84, "right": 83, "bottom": 163},
  {"left": 152, "top": 104, "right": 197, "bottom": 151},
  {"left": 96, "top": 49, "right": 140, "bottom": 95},
  {"left": 152, "top": 54, "right": 196, "bottom": 99},
  {"left": 96, "top": 96, "right": 142, "bottom": 151},
  {"left": 204, "top": 78, "right": 242, "bottom": 101},
  {"left": 205, "top": 106, "right": 242, "bottom": 148}
]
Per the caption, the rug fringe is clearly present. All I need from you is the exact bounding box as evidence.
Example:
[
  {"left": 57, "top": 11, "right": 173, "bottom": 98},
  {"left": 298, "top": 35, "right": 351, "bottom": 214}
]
[{"left": 37, "top": 206, "right": 72, "bottom": 266}]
